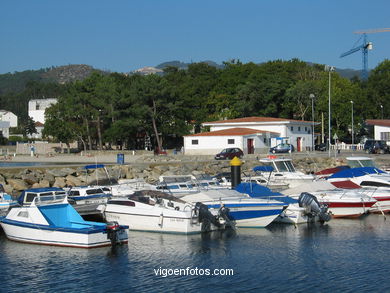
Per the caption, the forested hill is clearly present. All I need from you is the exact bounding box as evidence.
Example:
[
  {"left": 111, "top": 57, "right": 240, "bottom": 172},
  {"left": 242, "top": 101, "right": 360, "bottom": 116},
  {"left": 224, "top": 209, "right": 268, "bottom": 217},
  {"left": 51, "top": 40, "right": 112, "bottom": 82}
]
[{"left": 0, "top": 64, "right": 99, "bottom": 95}]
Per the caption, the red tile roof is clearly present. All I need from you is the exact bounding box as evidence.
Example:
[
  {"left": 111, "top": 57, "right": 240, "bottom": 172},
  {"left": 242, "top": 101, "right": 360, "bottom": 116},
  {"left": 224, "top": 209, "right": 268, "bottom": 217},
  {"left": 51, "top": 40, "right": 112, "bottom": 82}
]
[
  {"left": 35, "top": 121, "right": 44, "bottom": 127},
  {"left": 366, "top": 119, "right": 390, "bottom": 127},
  {"left": 185, "top": 127, "right": 278, "bottom": 137},
  {"left": 202, "top": 116, "right": 313, "bottom": 124}
]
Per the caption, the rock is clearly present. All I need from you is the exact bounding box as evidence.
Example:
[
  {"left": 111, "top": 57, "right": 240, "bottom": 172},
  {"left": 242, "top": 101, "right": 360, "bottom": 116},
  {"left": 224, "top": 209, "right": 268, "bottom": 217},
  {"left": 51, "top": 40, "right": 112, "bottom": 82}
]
[
  {"left": 38, "top": 179, "right": 50, "bottom": 188},
  {"left": 41, "top": 173, "right": 56, "bottom": 185},
  {"left": 65, "top": 175, "right": 83, "bottom": 187},
  {"left": 53, "top": 177, "right": 66, "bottom": 188},
  {"left": 3, "top": 184, "right": 13, "bottom": 194},
  {"left": 47, "top": 168, "right": 77, "bottom": 177},
  {"left": 21, "top": 174, "right": 39, "bottom": 185},
  {"left": 7, "top": 179, "right": 29, "bottom": 191}
]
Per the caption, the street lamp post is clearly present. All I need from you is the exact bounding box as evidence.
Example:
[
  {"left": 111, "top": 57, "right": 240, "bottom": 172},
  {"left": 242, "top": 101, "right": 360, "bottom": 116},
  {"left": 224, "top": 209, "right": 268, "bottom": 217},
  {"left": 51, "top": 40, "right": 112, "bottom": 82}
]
[
  {"left": 350, "top": 100, "right": 354, "bottom": 147},
  {"left": 310, "top": 94, "right": 315, "bottom": 151},
  {"left": 325, "top": 65, "right": 335, "bottom": 157},
  {"left": 381, "top": 104, "right": 384, "bottom": 119}
]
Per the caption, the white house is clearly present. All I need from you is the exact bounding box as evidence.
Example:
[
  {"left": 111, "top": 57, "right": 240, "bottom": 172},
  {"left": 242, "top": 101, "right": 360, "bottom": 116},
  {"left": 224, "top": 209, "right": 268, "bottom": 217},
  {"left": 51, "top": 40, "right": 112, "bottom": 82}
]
[
  {"left": 0, "top": 121, "right": 10, "bottom": 138},
  {"left": 0, "top": 110, "right": 18, "bottom": 127},
  {"left": 28, "top": 121, "right": 45, "bottom": 140},
  {"left": 184, "top": 127, "right": 279, "bottom": 155},
  {"left": 28, "top": 98, "right": 57, "bottom": 124},
  {"left": 366, "top": 119, "right": 390, "bottom": 142},
  {"left": 184, "top": 116, "right": 318, "bottom": 155}
]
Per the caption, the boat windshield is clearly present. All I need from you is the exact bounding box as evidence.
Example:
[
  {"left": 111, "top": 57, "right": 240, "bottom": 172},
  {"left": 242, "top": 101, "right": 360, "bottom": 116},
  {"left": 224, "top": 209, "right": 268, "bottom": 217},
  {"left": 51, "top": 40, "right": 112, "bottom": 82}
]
[
  {"left": 274, "top": 160, "right": 296, "bottom": 172},
  {"left": 348, "top": 159, "right": 375, "bottom": 168}
]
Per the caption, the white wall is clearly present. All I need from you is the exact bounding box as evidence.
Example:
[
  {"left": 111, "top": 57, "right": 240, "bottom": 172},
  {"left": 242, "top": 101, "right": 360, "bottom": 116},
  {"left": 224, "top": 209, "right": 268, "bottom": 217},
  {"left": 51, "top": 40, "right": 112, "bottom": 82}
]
[
  {"left": 374, "top": 125, "right": 390, "bottom": 141},
  {"left": 208, "top": 122, "right": 315, "bottom": 151},
  {"left": 0, "top": 112, "right": 18, "bottom": 127},
  {"left": 28, "top": 99, "right": 57, "bottom": 123},
  {"left": 0, "top": 121, "right": 10, "bottom": 138},
  {"left": 184, "top": 134, "right": 272, "bottom": 155}
]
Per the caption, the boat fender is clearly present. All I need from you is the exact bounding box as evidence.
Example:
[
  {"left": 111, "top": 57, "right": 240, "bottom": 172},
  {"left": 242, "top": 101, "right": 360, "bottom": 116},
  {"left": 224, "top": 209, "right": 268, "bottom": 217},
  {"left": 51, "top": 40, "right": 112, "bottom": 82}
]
[{"left": 158, "top": 213, "right": 164, "bottom": 227}]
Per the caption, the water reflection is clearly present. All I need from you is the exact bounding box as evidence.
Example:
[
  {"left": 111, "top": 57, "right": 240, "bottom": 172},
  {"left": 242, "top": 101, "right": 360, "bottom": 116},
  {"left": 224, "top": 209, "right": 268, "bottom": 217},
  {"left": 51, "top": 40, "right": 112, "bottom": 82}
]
[{"left": 1, "top": 214, "right": 390, "bottom": 292}]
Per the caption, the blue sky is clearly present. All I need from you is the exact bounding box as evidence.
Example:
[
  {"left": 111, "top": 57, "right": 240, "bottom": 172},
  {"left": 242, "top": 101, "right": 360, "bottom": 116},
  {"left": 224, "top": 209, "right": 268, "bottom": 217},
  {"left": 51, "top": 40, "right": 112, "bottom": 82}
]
[{"left": 0, "top": 0, "right": 389, "bottom": 74}]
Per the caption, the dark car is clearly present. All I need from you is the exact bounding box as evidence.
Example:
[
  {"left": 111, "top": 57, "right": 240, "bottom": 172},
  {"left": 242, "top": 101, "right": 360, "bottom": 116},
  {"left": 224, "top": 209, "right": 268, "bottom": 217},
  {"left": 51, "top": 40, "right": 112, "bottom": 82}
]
[
  {"left": 215, "top": 148, "right": 244, "bottom": 160},
  {"left": 363, "top": 139, "right": 390, "bottom": 154},
  {"left": 315, "top": 143, "right": 327, "bottom": 151},
  {"left": 269, "top": 143, "right": 294, "bottom": 154}
]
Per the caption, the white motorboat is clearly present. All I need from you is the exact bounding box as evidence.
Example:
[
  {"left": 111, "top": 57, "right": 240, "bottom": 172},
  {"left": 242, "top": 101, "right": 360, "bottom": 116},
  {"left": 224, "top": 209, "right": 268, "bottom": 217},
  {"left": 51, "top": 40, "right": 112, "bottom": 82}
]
[
  {"left": 156, "top": 175, "right": 224, "bottom": 196},
  {"left": 99, "top": 190, "right": 229, "bottom": 234},
  {"left": 2, "top": 189, "right": 128, "bottom": 248},
  {"left": 327, "top": 167, "right": 390, "bottom": 213},
  {"left": 65, "top": 186, "right": 111, "bottom": 215},
  {"left": 285, "top": 181, "right": 377, "bottom": 218},
  {"left": 242, "top": 166, "right": 290, "bottom": 191},
  {"left": 257, "top": 157, "right": 315, "bottom": 188},
  {"left": 180, "top": 189, "right": 286, "bottom": 228}
]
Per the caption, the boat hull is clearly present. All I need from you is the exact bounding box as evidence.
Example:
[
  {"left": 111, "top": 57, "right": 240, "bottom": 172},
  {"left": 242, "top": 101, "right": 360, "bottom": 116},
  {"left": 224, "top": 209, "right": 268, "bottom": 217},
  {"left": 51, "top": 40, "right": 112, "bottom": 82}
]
[
  {"left": 1, "top": 220, "right": 128, "bottom": 248},
  {"left": 321, "top": 201, "right": 375, "bottom": 218},
  {"left": 104, "top": 211, "right": 203, "bottom": 234},
  {"left": 207, "top": 203, "right": 284, "bottom": 228}
]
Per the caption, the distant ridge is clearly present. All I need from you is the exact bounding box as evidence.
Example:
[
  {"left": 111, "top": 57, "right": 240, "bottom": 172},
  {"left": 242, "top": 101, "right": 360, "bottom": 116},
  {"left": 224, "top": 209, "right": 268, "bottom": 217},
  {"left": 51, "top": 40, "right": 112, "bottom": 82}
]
[
  {"left": 155, "top": 60, "right": 362, "bottom": 78},
  {"left": 0, "top": 64, "right": 102, "bottom": 94}
]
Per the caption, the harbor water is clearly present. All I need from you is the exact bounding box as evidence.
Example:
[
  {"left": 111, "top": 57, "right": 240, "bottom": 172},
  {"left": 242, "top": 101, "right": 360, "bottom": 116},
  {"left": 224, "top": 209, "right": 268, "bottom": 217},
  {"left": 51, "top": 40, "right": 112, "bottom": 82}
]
[{"left": 1, "top": 214, "right": 390, "bottom": 292}]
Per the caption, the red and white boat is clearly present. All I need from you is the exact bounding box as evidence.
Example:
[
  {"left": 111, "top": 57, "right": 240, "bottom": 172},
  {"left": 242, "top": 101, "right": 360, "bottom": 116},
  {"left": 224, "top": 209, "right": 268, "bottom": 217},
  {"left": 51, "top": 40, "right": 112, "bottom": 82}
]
[{"left": 285, "top": 181, "right": 377, "bottom": 218}]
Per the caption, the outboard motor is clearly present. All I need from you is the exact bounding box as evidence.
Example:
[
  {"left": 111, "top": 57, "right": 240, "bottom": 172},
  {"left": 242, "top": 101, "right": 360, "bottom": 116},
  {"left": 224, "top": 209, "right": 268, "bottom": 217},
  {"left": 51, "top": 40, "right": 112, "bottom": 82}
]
[
  {"left": 106, "top": 221, "right": 122, "bottom": 245},
  {"left": 298, "top": 192, "right": 331, "bottom": 223},
  {"left": 193, "top": 202, "right": 226, "bottom": 232},
  {"left": 217, "top": 204, "right": 234, "bottom": 228}
]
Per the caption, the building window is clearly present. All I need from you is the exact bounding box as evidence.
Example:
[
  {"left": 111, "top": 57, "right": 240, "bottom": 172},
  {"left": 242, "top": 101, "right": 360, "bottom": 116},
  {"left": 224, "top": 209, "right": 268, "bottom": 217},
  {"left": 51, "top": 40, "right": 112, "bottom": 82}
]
[
  {"left": 298, "top": 127, "right": 301, "bottom": 131},
  {"left": 305, "top": 127, "right": 307, "bottom": 131},
  {"left": 191, "top": 139, "right": 198, "bottom": 145},
  {"left": 380, "top": 132, "right": 390, "bottom": 141},
  {"left": 291, "top": 126, "right": 294, "bottom": 131},
  {"left": 227, "top": 139, "right": 235, "bottom": 144}
]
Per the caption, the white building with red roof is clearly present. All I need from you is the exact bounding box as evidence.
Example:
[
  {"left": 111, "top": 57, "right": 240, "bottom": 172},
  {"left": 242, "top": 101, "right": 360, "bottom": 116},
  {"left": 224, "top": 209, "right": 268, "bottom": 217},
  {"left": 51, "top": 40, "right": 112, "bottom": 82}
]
[
  {"left": 184, "top": 116, "right": 318, "bottom": 155},
  {"left": 366, "top": 120, "right": 390, "bottom": 142}
]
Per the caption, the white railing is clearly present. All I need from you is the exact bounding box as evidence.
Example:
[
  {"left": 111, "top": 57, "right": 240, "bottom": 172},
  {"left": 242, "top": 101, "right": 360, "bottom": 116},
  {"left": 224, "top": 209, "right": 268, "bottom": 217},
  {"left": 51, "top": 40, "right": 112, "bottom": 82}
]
[{"left": 329, "top": 142, "right": 364, "bottom": 150}]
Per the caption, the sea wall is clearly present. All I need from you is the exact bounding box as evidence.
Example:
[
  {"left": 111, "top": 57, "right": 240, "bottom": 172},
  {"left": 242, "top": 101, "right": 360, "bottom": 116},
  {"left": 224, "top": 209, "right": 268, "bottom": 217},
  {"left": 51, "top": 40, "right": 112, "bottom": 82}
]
[{"left": 1, "top": 155, "right": 390, "bottom": 196}]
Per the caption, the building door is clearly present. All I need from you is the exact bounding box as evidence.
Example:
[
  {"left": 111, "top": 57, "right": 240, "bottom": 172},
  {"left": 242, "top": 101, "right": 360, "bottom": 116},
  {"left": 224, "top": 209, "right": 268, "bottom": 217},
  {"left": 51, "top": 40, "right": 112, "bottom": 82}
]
[
  {"left": 296, "top": 137, "right": 301, "bottom": 152},
  {"left": 247, "top": 139, "right": 254, "bottom": 154}
]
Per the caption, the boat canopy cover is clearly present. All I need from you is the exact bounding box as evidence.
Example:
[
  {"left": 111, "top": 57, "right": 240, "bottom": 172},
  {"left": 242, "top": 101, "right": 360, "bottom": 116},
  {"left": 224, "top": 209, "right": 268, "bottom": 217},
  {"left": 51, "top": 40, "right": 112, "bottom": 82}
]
[
  {"left": 328, "top": 167, "right": 385, "bottom": 179},
  {"left": 235, "top": 183, "right": 296, "bottom": 204},
  {"left": 235, "top": 183, "right": 281, "bottom": 196},
  {"left": 315, "top": 165, "right": 350, "bottom": 176},
  {"left": 253, "top": 166, "right": 274, "bottom": 172},
  {"left": 330, "top": 180, "right": 361, "bottom": 189},
  {"left": 84, "top": 164, "right": 105, "bottom": 170}
]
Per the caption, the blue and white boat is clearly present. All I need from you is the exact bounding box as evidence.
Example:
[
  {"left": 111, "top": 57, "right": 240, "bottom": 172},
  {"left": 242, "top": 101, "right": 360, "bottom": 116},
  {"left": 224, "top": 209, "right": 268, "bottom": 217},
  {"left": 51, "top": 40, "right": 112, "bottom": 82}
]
[
  {"left": 66, "top": 186, "right": 111, "bottom": 204},
  {"left": 0, "top": 184, "right": 18, "bottom": 216},
  {"left": 235, "top": 182, "right": 332, "bottom": 224},
  {"left": 2, "top": 188, "right": 128, "bottom": 248},
  {"left": 180, "top": 189, "right": 286, "bottom": 228}
]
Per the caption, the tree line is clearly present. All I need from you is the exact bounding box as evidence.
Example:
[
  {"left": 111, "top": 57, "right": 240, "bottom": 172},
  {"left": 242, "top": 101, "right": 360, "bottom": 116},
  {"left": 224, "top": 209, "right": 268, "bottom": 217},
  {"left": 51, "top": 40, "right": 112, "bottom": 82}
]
[{"left": 1, "top": 59, "right": 389, "bottom": 150}]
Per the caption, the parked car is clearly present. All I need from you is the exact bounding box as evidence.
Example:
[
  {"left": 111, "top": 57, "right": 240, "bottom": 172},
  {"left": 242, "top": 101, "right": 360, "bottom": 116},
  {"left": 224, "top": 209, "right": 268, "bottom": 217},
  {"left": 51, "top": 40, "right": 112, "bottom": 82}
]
[
  {"left": 214, "top": 148, "right": 244, "bottom": 160},
  {"left": 363, "top": 139, "right": 390, "bottom": 154},
  {"left": 269, "top": 143, "right": 294, "bottom": 154},
  {"left": 315, "top": 143, "right": 327, "bottom": 151}
]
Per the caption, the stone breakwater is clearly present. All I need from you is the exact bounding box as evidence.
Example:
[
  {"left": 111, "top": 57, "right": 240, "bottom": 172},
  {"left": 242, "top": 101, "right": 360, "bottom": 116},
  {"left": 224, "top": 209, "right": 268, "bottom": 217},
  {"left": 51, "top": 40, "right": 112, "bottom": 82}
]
[{"left": 1, "top": 154, "right": 390, "bottom": 197}]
